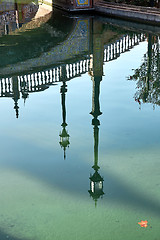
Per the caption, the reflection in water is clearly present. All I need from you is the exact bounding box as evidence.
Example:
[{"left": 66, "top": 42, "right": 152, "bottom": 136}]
[
  {"left": 0, "top": 3, "right": 160, "bottom": 240},
  {"left": 0, "top": 6, "right": 157, "bottom": 204},
  {"left": 129, "top": 34, "right": 160, "bottom": 108},
  {"left": 88, "top": 21, "right": 105, "bottom": 204},
  {"left": 88, "top": 75, "right": 104, "bottom": 206},
  {"left": 12, "top": 76, "right": 20, "bottom": 118},
  {"left": 0, "top": 10, "right": 147, "bottom": 118},
  {"left": 59, "top": 76, "right": 70, "bottom": 160},
  {"left": 0, "top": 0, "right": 39, "bottom": 36}
]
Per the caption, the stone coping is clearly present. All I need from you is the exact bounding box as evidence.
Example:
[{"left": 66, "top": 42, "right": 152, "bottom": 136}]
[
  {"left": 94, "top": 1, "right": 160, "bottom": 25},
  {"left": 96, "top": 1, "right": 160, "bottom": 13}
]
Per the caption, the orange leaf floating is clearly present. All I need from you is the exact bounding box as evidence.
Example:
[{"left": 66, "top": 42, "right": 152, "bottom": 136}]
[{"left": 138, "top": 220, "right": 148, "bottom": 228}]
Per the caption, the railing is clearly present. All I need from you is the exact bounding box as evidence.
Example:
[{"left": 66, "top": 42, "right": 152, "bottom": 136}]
[
  {"left": 0, "top": 58, "right": 90, "bottom": 97},
  {"left": 66, "top": 59, "right": 90, "bottom": 79},
  {"left": 0, "top": 33, "right": 146, "bottom": 98},
  {"left": 0, "top": 77, "right": 13, "bottom": 97},
  {"left": 104, "top": 33, "right": 146, "bottom": 62},
  {"left": 18, "top": 67, "right": 62, "bottom": 93}
]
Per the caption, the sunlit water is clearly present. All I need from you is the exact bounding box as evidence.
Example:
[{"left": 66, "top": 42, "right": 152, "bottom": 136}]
[{"left": 0, "top": 1, "right": 160, "bottom": 240}]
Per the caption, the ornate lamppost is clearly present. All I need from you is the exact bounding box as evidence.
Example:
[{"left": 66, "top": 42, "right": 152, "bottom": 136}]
[
  {"left": 88, "top": 75, "right": 104, "bottom": 206},
  {"left": 12, "top": 76, "right": 20, "bottom": 118},
  {"left": 88, "top": 20, "right": 105, "bottom": 205},
  {"left": 59, "top": 67, "right": 70, "bottom": 160}
]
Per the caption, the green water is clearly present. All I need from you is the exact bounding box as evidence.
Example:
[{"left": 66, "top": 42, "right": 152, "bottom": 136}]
[{"left": 0, "top": 2, "right": 160, "bottom": 240}]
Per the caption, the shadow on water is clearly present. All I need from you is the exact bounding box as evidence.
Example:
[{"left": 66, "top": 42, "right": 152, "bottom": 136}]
[
  {"left": 5, "top": 149, "right": 160, "bottom": 218},
  {"left": 0, "top": 228, "right": 29, "bottom": 240}
]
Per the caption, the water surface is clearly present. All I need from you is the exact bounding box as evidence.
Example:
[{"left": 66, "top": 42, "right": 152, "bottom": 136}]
[{"left": 0, "top": 2, "right": 160, "bottom": 240}]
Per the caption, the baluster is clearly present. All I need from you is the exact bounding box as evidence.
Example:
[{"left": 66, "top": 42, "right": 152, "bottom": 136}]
[
  {"left": 69, "top": 64, "right": 72, "bottom": 78},
  {"left": 38, "top": 72, "right": 41, "bottom": 86},
  {"left": 49, "top": 70, "right": 52, "bottom": 83},
  {"left": 77, "top": 62, "right": 79, "bottom": 75},
  {"left": 66, "top": 65, "right": 69, "bottom": 79},
  {"left": 83, "top": 60, "right": 85, "bottom": 73},
  {"left": 104, "top": 49, "right": 106, "bottom": 62},
  {"left": 57, "top": 67, "right": 60, "bottom": 82},
  {"left": 0, "top": 79, "right": 3, "bottom": 96}
]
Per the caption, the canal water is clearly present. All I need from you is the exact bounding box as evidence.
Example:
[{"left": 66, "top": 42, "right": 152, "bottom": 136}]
[{"left": 0, "top": 1, "right": 160, "bottom": 240}]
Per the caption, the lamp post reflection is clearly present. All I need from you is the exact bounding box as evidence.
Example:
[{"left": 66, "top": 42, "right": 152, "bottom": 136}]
[
  {"left": 12, "top": 76, "right": 20, "bottom": 118},
  {"left": 88, "top": 20, "right": 105, "bottom": 205},
  {"left": 88, "top": 75, "right": 104, "bottom": 206},
  {"left": 59, "top": 67, "right": 70, "bottom": 160}
]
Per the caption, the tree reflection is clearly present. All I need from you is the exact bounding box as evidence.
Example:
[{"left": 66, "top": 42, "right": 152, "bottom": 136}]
[{"left": 129, "top": 34, "right": 160, "bottom": 108}]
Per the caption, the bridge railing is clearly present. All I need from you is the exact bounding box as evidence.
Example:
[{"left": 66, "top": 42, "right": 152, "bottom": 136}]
[
  {"left": 0, "top": 58, "right": 90, "bottom": 97},
  {"left": 66, "top": 59, "right": 90, "bottom": 79},
  {"left": 0, "top": 33, "right": 147, "bottom": 98},
  {"left": 18, "top": 66, "right": 62, "bottom": 94},
  {"left": 104, "top": 33, "right": 146, "bottom": 62},
  {"left": 0, "top": 77, "right": 13, "bottom": 97}
]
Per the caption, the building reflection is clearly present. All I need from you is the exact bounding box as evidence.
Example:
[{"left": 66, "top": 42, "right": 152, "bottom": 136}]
[{"left": 0, "top": 0, "right": 39, "bottom": 36}]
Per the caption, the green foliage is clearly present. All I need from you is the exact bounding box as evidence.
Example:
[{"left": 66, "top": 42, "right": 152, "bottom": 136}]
[{"left": 128, "top": 36, "right": 160, "bottom": 107}]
